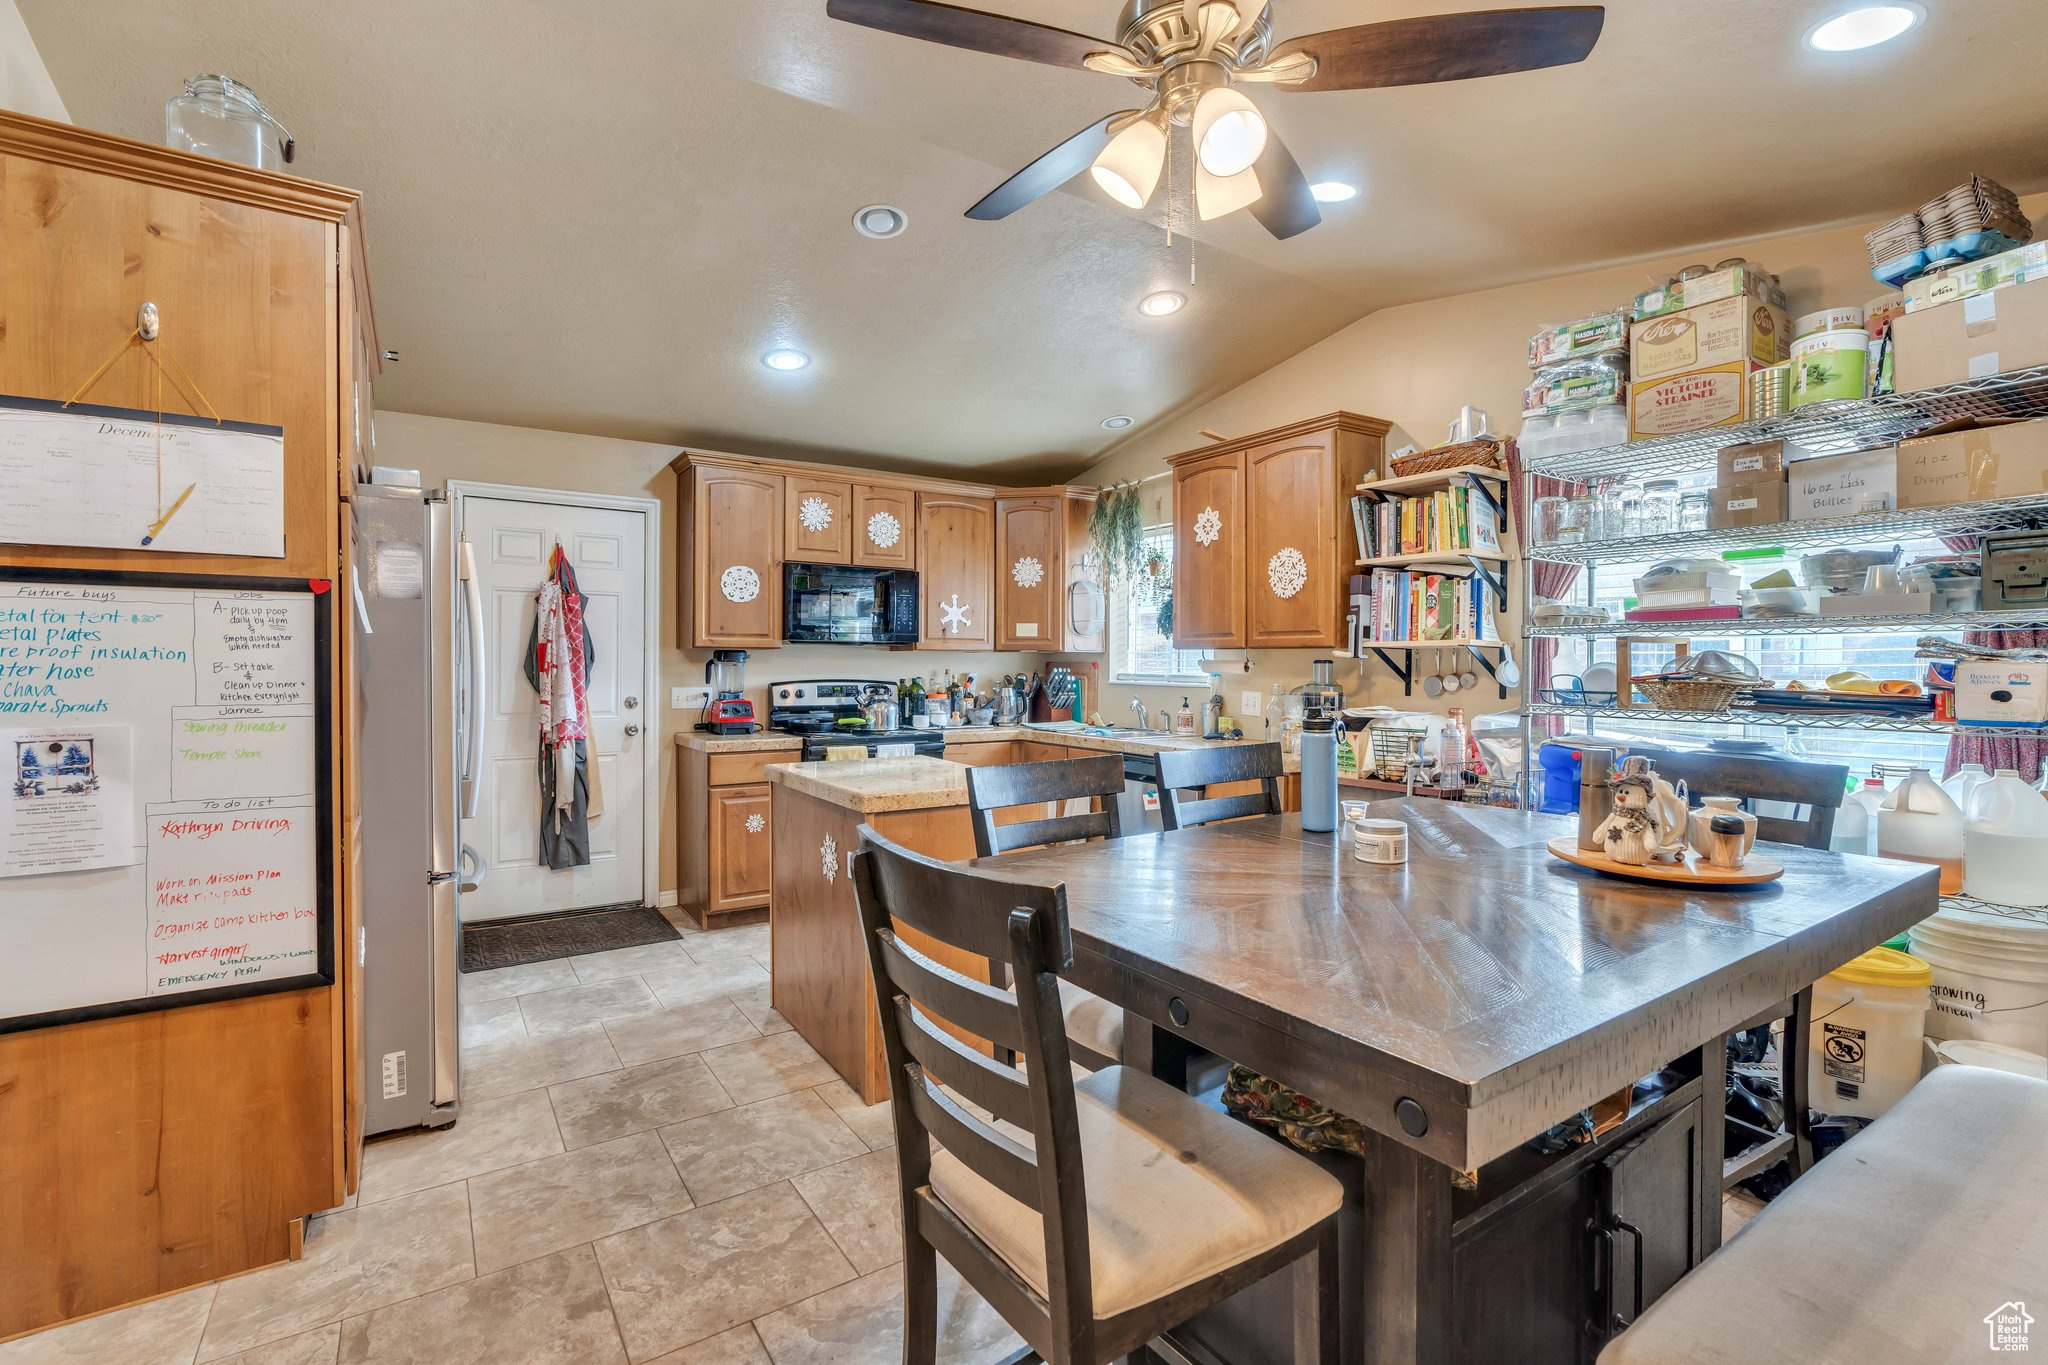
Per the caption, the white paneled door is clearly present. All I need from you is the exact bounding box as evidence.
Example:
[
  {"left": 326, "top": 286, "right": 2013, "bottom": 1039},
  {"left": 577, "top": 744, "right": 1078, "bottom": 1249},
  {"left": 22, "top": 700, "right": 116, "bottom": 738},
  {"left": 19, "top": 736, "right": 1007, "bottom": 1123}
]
[{"left": 454, "top": 488, "right": 654, "bottom": 922}]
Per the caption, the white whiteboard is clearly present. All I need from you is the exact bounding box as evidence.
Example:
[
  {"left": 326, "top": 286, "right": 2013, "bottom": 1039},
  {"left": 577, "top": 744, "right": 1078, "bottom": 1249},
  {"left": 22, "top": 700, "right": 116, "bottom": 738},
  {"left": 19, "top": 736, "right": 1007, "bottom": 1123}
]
[
  {"left": 0, "top": 396, "right": 286, "bottom": 558},
  {"left": 0, "top": 573, "right": 330, "bottom": 1029}
]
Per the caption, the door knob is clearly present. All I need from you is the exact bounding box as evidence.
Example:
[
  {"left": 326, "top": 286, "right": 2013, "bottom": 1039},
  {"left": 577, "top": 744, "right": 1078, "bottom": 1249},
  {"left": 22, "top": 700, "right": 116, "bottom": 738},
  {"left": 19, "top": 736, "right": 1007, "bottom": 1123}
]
[
  {"left": 624, "top": 695, "right": 639, "bottom": 709},
  {"left": 624, "top": 723, "right": 642, "bottom": 737}
]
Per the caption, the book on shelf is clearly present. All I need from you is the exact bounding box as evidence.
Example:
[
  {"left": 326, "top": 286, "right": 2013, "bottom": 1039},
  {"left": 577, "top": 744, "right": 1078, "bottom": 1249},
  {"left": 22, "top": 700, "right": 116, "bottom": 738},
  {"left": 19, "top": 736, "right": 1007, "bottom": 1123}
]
[
  {"left": 1352, "top": 485, "right": 1501, "bottom": 559},
  {"left": 1363, "top": 567, "right": 1498, "bottom": 643}
]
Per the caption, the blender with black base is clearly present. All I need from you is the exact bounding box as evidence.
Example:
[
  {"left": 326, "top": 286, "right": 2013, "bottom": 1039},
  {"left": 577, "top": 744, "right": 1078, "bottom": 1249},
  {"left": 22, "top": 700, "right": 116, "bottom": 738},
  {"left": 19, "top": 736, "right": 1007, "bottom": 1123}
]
[{"left": 697, "top": 649, "right": 759, "bottom": 734}]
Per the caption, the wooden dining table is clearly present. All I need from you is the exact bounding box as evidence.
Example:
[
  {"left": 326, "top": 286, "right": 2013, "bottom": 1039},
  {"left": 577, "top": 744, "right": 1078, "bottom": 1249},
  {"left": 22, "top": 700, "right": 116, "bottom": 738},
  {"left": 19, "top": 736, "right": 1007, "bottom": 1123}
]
[{"left": 973, "top": 796, "right": 1939, "bottom": 1365}]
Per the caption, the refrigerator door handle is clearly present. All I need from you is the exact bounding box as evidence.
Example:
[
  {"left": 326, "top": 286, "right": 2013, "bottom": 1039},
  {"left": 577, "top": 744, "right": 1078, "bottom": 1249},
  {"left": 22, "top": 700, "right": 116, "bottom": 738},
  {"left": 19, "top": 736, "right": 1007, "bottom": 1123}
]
[
  {"left": 458, "top": 539, "right": 487, "bottom": 820},
  {"left": 458, "top": 841, "right": 488, "bottom": 893}
]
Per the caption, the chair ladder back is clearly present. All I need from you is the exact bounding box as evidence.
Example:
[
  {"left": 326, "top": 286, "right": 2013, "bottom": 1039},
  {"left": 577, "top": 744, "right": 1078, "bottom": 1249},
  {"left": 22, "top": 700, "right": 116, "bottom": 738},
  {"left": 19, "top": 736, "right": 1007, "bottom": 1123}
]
[
  {"left": 894, "top": 995, "right": 1036, "bottom": 1129},
  {"left": 875, "top": 929, "right": 1026, "bottom": 1053},
  {"left": 1630, "top": 745, "right": 1848, "bottom": 851},
  {"left": 967, "top": 754, "right": 1126, "bottom": 857},
  {"left": 1155, "top": 743, "right": 1286, "bottom": 831},
  {"left": 903, "top": 1066, "right": 1044, "bottom": 1209}
]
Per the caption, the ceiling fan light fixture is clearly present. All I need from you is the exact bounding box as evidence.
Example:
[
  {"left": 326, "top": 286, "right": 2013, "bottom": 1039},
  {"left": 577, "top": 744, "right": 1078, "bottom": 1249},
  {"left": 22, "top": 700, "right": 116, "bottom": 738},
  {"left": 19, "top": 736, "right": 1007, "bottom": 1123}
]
[
  {"left": 1089, "top": 116, "right": 1167, "bottom": 209},
  {"left": 1195, "top": 160, "right": 1262, "bottom": 221},
  {"left": 1192, "top": 86, "right": 1267, "bottom": 178}
]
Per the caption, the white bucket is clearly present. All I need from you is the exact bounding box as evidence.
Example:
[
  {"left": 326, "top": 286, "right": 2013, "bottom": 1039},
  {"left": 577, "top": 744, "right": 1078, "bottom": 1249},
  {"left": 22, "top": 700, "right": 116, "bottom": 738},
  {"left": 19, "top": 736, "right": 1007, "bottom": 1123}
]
[
  {"left": 1808, "top": 946, "right": 1934, "bottom": 1121},
  {"left": 1932, "top": 1037, "right": 2048, "bottom": 1079},
  {"left": 1909, "top": 902, "right": 2048, "bottom": 1052}
]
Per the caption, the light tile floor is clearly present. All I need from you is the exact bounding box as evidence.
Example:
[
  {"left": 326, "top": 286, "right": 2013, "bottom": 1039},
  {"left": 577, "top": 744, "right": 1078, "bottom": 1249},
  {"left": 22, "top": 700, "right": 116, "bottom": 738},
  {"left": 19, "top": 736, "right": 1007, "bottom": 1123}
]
[{"left": 0, "top": 913, "right": 1018, "bottom": 1365}]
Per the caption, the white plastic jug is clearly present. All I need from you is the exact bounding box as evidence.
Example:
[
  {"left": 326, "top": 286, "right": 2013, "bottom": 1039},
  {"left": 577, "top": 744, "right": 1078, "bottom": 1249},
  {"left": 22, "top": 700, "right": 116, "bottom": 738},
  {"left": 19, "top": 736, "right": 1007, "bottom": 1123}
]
[
  {"left": 1963, "top": 769, "right": 2048, "bottom": 906},
  {"left": 1876, "top": 768, "right": 1965, "bottom": 894},
  {"left": 1942, "top": 762, "right": 1992, "bottom": 812}
]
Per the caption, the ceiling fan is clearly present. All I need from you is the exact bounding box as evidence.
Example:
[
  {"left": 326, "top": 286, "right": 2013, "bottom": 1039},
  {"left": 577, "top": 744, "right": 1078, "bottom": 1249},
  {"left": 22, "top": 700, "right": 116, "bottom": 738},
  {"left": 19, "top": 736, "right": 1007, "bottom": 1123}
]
[{"left": 826, "top": 0, "right": 1604, "bottom": 238}]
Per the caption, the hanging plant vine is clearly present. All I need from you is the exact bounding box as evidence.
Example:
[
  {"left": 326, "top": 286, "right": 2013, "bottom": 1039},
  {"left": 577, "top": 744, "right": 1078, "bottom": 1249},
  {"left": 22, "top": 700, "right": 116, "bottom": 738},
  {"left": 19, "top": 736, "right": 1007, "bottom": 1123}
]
[{"left": 1086, "top": 480, "right": 1148, "bottom": 593}]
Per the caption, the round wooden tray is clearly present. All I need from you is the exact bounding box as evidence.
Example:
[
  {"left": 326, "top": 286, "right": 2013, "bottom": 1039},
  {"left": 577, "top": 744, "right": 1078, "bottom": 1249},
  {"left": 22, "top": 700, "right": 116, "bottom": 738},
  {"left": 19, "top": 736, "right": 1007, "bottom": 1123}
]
[{"left": 1546, "top": 836, "right": 1784, "bottom": 887}]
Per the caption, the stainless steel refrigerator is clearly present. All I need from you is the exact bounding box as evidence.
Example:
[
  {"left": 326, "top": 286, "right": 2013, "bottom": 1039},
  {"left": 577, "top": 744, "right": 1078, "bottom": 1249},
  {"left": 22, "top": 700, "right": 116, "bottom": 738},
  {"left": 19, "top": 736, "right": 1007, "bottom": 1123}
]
[{"left": 353, "top": 483, "right": 486, "bottom": 1133}]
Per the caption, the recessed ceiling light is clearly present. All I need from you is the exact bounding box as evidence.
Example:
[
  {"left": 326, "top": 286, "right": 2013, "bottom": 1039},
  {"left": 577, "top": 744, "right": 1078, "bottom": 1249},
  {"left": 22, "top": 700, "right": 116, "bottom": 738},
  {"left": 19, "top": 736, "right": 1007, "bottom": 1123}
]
[
  {"left": 1805, "top": 3, "right": 1922, "bottom": 51},
  {"left": 852, "top": 204, "right": 909, "bottom": 239},
  {"left": 1101, "top": 416, "right": 1134, "bottom": 430},
  {"left": 1139, "top": 290, "right": 1186, "bottom": 317},
  {"left": 761, "top": 348, "right": 810, "bottom": 372},
  {"left": 1310, "top": 180, "right": 1360, "bottom": 204}
]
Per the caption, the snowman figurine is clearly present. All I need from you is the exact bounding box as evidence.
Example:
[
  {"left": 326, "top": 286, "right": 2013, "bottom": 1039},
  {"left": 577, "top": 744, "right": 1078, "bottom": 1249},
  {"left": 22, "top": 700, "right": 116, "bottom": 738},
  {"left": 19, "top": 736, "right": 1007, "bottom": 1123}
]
[{"left": 1593, "top": 755, "right": 1688, "bottom": 865}]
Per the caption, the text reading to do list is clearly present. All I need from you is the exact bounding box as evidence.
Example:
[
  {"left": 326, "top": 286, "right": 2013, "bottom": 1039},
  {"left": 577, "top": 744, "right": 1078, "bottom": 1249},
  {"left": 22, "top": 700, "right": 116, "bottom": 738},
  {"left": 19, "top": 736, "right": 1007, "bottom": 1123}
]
[{"left": 1, "top": 579, "right": 323, "bottom": 1022}]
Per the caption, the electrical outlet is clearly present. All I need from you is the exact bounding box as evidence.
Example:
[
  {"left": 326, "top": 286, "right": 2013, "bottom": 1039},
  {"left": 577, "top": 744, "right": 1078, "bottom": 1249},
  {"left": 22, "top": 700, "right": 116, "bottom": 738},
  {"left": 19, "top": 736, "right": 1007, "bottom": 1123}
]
[
  {"left": 1240, "top": 690, "right": 1262, "bottom": 717},
  {"left": 673, "top": 685, "right": 711, "bottom": 709}
]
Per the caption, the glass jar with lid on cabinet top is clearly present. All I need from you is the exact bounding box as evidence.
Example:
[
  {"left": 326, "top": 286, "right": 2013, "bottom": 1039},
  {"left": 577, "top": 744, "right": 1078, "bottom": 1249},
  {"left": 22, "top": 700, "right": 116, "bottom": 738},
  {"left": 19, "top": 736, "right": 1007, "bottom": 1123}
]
[{"left": 165, "top": 75, "right": 295, "bottom": 170}]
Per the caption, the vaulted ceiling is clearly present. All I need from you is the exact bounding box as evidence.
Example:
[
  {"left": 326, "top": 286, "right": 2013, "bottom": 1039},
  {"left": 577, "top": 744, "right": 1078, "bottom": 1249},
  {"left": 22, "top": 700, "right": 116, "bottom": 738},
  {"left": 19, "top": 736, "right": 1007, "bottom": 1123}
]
[{"left": 21, "top": 0, "right": 2048, "bottom": 479}]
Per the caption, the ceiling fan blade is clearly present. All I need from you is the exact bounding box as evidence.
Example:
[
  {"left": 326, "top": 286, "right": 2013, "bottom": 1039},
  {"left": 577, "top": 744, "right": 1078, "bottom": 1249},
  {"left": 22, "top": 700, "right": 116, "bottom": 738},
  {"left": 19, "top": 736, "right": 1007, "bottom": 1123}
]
[
  {"left": 966, "top": 111, "right": 1142, "bottom": 221},
  {"left": 826, "top": 0, "right": 1114, "bottom": 71},
  {"left": 1247, "top": 129, "right": 1320, "bottom": 239},
  {"left": 1269, "top": 7, "right": 1605, "bottom": 93}
]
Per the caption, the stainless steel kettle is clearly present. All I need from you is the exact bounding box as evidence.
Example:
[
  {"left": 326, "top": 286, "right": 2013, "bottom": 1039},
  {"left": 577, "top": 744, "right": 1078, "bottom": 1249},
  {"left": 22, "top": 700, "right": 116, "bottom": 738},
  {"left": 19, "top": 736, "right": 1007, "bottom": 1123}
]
[{"left": 859, "top": 683, "right": 899, "bottom": 733}]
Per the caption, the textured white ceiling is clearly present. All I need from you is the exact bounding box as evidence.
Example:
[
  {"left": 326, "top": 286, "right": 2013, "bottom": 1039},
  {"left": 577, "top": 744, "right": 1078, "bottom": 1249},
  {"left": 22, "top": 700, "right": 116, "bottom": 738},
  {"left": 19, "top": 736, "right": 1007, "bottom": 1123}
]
[{"left": 20, "top": 0, "right": 2048, "bottom": 479}]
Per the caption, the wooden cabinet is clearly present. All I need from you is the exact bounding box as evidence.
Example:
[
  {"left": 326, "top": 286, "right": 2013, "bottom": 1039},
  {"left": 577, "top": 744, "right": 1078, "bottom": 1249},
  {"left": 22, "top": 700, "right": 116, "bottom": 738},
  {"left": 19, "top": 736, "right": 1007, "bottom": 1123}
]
[
  {"left": 1246, "top": 429, "right": 1339, "bottom": 648},
  {"left": 851, "top": 482, "right": 916, "bottom": 569},
  {"left": 0, "top": 110, "right": 367, "bottom": 1336},
  {"left": 1171, "top": 448, "right": 1248, "bottom": 649},
  {"left": 917, "top": 493, "right": 994, "bottom": 649},
  {"left": 995, "top": 496, "right": 1061, "bottom": 650},
  {"left": 1169, "top": 413, "right": 1388, "bottom": 651},
  {"left": 678, "top": 742, "right": 796, "bottom": 928},
  {"left": 784, "top": 474, "right": 852, "bottom": 564},
  {"left": 707, "top": 783, "right": 774, "bottom": 913},
  {"left": 684, "top": 465, "right": 783, "bottom": 648}
]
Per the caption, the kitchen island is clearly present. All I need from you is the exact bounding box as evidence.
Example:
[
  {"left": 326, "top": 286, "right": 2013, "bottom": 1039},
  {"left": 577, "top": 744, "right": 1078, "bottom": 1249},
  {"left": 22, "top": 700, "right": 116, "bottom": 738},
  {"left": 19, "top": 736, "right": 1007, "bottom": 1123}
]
[{"left": 765, "top": 757, "right": 985, "bottom": 1100}]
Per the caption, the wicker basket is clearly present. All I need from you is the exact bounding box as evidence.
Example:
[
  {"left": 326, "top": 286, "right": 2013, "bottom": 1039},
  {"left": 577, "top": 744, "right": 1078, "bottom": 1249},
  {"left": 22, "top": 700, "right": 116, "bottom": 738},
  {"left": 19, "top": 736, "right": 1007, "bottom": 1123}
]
[
  {"left": 1632, "top": 677, "right": 1741, "bottom": 713},
  {"left": 1388, "top": 436, "right": 1511, "bottom": 478}
]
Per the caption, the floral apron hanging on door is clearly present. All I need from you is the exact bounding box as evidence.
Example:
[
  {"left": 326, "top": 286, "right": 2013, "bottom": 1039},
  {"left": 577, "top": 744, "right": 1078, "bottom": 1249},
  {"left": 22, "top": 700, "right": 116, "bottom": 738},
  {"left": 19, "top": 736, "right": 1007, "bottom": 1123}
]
[{"left": 525, "top": 545, "right": 604, "bottom": 869}]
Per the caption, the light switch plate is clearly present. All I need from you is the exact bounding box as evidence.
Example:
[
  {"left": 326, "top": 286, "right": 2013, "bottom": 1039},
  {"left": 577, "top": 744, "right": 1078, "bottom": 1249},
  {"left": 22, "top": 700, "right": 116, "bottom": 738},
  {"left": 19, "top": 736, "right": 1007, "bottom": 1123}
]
[
  {"left": 673, "top": 685, "right": 711, "bottom": 709},
  {"left": 1240, "top": 690, "right": 1263, "bottom": 717}
]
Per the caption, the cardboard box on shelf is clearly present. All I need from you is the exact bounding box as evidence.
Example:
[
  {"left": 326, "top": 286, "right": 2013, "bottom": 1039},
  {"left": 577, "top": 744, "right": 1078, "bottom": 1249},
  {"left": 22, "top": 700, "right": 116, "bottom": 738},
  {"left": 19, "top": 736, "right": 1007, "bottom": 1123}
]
[
  {"left": 1631, "top": 362, "right": 1763, "bottom": 439},
  {"left": 1717, "top": 438, "right": 1796, "bottom": 483},
  {"left": 1896, "top": 418, "right": 2048, "bottom": 509},
  {"left": 1630, "top": 296, "right": 1790, "bottom": 382},
  {"left": 1953, "top": 659, "right": 2048, "bottom": 728},
  {"left": 1788, "top": 447, "right": 1898, "bottom": 520},
  {"left": 1632, "top": 265, "right": 1789, "bottom": 322},
  {"left": 1706, "top": 476, "right": 1789, "bottom": 529},
  {"left": 1891, "top": 273, "right": 2048, "bottom": 391}
]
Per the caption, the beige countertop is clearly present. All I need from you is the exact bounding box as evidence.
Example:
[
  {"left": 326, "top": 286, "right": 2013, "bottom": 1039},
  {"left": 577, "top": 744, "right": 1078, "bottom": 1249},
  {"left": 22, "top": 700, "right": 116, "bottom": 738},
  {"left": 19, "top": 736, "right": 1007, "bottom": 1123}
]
[
  {"left": 764, "top": 756, "right": 971, "bottom": 814},
  {"left": 678, "top": 722, "right": 1298, "bottom": 772}
]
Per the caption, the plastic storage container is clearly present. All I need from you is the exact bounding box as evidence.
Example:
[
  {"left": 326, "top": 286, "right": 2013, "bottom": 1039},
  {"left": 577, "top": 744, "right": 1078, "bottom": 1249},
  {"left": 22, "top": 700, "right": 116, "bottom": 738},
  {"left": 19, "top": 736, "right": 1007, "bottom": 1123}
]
[
  {"left": 1876, "top": 768, "right": 1965, "bottom": 893},
  {"left": 1962, "top": 769, "right": 2048, "bottom": 906},
  {"left": 1910, "top": 902, "right": 2048, "bottom": 1051},
  {"left": 1807, "top": 946, "right": 1934, "bottom": 1120},
  {"left": 1931, "top": 1038, "right": 2048, "bottom": 1079},
  {"left": 1829, "top": 778, "right": 1872, "bottom": 856},
  {"left": 1941, "top": 762, "right": 1993, "bottom": 812}
]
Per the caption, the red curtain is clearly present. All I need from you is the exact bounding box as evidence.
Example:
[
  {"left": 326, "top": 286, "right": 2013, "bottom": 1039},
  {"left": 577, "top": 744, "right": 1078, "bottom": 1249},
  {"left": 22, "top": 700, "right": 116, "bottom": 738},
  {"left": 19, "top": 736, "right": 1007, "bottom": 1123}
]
[{"left": 1505, "top": 442, "right": 1583, "bottom": 712}]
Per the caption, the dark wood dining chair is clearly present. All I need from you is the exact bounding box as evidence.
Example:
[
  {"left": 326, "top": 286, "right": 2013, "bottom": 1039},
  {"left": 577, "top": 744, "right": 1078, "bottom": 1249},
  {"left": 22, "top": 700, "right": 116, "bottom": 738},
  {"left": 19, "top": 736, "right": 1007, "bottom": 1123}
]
[
  {"left": 851, "top": 825, "right": 1341, "bottom": 1365},
  {"left": 965, "top": 754, "right": 1125, "bottom": 857},
  {"left": 1630, "top": 745, "right": 1850, "bottom": 1193},
  {"left": 966, "top": 754, "right": 1128, "bottom": 1069},
  {"left": 1154, "top": 743, "right": 1285, "bottom": 830}
]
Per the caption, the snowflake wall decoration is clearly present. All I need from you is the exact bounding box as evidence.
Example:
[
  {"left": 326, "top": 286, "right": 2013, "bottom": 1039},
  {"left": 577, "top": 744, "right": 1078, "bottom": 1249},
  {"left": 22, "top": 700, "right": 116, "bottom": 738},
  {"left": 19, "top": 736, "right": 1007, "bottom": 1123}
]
[
  {"left": 866, "top": 511, "right": 901, "bottom": 549},
  {"left": 1267, "top": 547, "right": 1308, "bottom": 599},
  {"left": 938, "top": 594, "right": 972, "bottom": 634},
  {"left": 798, "top": 496, "right": 833, "bottom": 533},
  {"left": 745, "top": 813, "right": 765, "bottom": 834},
  {"left": 1011, "top": 556, "right": 1044, "bottom": 589},
  {"left": 1193, "top": 507, "right": 1222, "bottom": 547},
  {"left": 720, "top": 565, "right": 761, "bottom": 603},
  {"left": 820, "top": 833, "right": 838, "bottom": 884}
]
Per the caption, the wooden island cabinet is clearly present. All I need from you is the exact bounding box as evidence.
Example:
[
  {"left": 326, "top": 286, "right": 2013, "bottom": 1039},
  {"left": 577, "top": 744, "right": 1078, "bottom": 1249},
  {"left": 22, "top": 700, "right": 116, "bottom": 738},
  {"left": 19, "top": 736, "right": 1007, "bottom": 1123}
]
[{"left": 1169, "top": 412, "right": 1389, "bottom": 650}]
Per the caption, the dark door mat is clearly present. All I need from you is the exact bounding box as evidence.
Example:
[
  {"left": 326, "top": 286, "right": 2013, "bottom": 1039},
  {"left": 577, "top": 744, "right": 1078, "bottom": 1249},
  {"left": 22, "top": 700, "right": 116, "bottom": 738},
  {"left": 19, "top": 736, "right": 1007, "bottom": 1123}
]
[{"left": 461, "top": 903, "right": 680, "bottom": 972}]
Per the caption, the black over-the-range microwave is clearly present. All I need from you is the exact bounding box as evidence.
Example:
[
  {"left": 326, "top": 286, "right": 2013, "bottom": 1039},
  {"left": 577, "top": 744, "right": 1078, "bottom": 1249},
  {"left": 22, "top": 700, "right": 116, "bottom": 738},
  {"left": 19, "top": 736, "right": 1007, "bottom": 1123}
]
[{"left": 782, "top": 563, "right": 920, "bottom": 645}]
